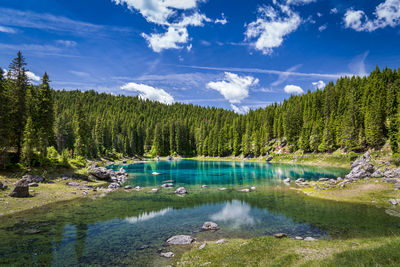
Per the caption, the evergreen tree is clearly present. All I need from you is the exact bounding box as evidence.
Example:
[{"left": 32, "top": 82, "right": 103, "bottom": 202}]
[{"left": 21, "top": 117, "right": 35, "bottom": 166}]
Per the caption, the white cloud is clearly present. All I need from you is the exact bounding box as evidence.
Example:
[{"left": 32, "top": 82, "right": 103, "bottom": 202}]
[
  {"left": 211, "top": 200, "right": 255, "bottom": 229},
  {"left": 330, "top": 8, "right": 338, "bottom": 14},
  {"left": 284, "top": 84, "right": 304, "bottom": 94},
  {"left": 112, "top": 0, "right": 211, "bottom": 52},
  {"left": 344, "top": 0, "right": 400, "bottom": 32},
  {"left": 245, "top": 5, "right": 302, "bottom": 55},
  {"left": 27, "top": 71, "right": 41, "bottom": 82},
  {"left": 317, "top": 12, "right": 323, "bottom": 17},
  {"left": 187, "top": 43, "right": 192, "bottom": 51},
  {"left": 56, "top": 40, "right": 77, "bottom": 47},
  {"left": 142, "top": 27, "right": 189, "bottom": 52},
  {"left": 318, "top": 24, "right": 327, "bottom": 31},
  {"left": 0, "top": 25, "right": 17, "bottom": 33},
  {"left": 121, "top": 82, "right": 174, "bottom": 104},
  {"left": 207, "top": 72, "right": 259, "bottom": 104},
  {"left": 215, "top": 13, "right": 228, "bottom": 25},
  {"left": 125, "top": 208, "right": 171, "bottom": 223},
  {"left": 231, "top": 104, "right": 250, "bottom": 114},
  {"left": 312, "top": 80, "right": 326, "bottom": 89}
]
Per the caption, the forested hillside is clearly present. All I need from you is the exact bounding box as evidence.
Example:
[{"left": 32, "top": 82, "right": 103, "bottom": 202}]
[{"left": 1, "top": 52, "right": 400, "bottom": 168}]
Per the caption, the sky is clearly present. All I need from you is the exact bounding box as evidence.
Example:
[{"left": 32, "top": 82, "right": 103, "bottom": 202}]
[{"left": 1, "top": 0, "right": 400, "bottom": 113}]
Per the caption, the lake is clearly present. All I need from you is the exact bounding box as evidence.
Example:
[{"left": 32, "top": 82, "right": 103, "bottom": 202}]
[{"left": 1, "top": 160, "right": 399, "bottom": 266}]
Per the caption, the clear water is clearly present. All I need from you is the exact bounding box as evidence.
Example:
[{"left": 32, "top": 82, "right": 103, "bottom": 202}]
[
  {"left": 108, "top": 160, "right": 348, "bottom": 187},
  {"left": 1, "top": 161, "right": 399, "bottom": 266}
]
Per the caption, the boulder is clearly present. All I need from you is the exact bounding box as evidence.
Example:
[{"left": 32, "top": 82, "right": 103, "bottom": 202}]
[
  {"left": 148, "top": 188, "right": 158, "bottom": 193},
  {"left": 167, "top": 155, "right": 173, "bottom": 161},
  {"left": 9, "top": 178, "right": 30, "bottom": 197},
  {"left": 160, "top": 252, "right": 174, "bottom": 258},
  {"left": 382, "top": 178, "right": 400, "bottom": 184},
  {"left": 135, "top": 186, "right": 141, "bottom": 190},
  {"left": 266, "top": 156, "right": 273, "bottom": 162},
  {"left": 346, "top": 152, "right": 375, "bottom": 179},
  {"left": 389, "top": 199, "right": 398, "bottom": 205},
  {"left": 124, "top": 185, "right": 132, "bottom": 189},
  {"left": 166, "top": 235, "right": 194, "bottom": 245},
  {"left": 283, "top": 178, "right": 291, "bottom": 183},
  {"left": 175, "top": 187, "right": 187, "bottom": 194},
  {"left": 294, "top": 236, "right": 303, "bottom": 240},
  {"left": 161, "top": 183, "right": 174, "bottom": 188},
  {"left": 296, "top": 178, "right": 305, "bottom": 183},
  {"left": 89, "top": 167, "right": 114, "bottom": 180},
  {"left": 108, "top": 183, "right": 120, "bottom": 189},
  {"left": 201, "top": 221, "right": 219, "bottom": 231}
]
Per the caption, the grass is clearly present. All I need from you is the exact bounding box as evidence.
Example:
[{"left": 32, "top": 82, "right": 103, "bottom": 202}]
[
  {"left": 189, "top": 153, "right": 352, "bottom": 169},
  {"left": 178, "top": 236, "right": 400, "bottom": 267}
]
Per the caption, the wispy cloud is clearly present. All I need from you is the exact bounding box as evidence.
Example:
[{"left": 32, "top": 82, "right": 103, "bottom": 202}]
[
  {"left": 271, "top": 64, "right": 302, "bottom": 86},
  {"left": 0, "top": 7, "right": 131, "bottom": 37},
  {"left": 179, "top": 65, "right": 354, "bottom": 79},
  {"left": 0, "top": 25, "right": 18, "bottom": 34},
  {"left": 348, "top": 51, "right": 369, "bottom": 76}
]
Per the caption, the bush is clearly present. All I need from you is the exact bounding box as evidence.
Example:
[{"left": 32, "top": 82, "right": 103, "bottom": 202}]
[
  {"left": 391, "top": 153, "right": 400, "bottom": 166},
  {"left": 47, "top": 146, "right": 60, "bottom": 162},
  {"left": 348, "top": 151, "right": 359, "bottom": 161}
]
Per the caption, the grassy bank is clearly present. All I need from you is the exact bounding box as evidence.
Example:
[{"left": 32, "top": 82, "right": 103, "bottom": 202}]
[
  {"left": 178, "top": 235, "right": 400, "bottom": 266},
  {"left": 189, "top": 153, "right": 353, "bottom": 169}
]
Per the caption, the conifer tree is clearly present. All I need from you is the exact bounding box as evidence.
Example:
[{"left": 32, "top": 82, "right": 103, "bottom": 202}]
[{"left": 21, "top": 117, "right": 35, "bottom": 166}]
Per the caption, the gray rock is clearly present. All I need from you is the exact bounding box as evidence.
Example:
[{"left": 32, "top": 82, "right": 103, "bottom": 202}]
[
  {"left": 294, "top": 236, "right": 303, "bottom": 240},
  {"left": 283, "top": 178, "right": 291, "bottom": 183},
  {"left": 304, "top": 237, "right": 316, "bottom": 241},
  {"left": 108, "top": 182, "right": 120, "bottom": 189},
  {"left": 124, "top": 185, "right": 132, "bottom": 189},
  {"left": 160, "top": 252, "right": 174, "bottom": 258},
  {"left": 201, "top": 185, "right": 208, "bottom": 188},
  {"left": 389, "top": 199, "right": 398, "bottom": 205},
  {"left": 135, "top": 186, "right": 141, "bottom": 190},
  {"left": 382, "top": 178, "right": 400, "bottom": 184},
  {"left": 250, "top": 186, "right": 256, "bottom": 190},
  {"left": 371, "top": 170, "right": 384, "bottom": 178},
  {"left": 296, "top": 178, "right": 305, "bottom": 183},
  {"left": 166, "top": 235, "right": 194, "bottom": 245},
  {"left": 161, "top": 183, "right": 174, "bottom": 188},
  {"left": 238, "top": 188, "right": 250, "bottom": 192},
  {"left": 148, "top": 188, "right": 158, "bottom": 193},
  {"left": 266, "top": 156, "right": 273, "bottom": 162},
  {"left": 28, "top": 183, "right": 38, "bottom": 187},
  {"left": 202, "top": 221, "right": 219, "bottom": 231},
  {"left": 219, "top": 187, "right": 227, "bottom": 191},
  {"left": 318, "top": 178, "right": 329, "bottom": 182},
  {"left": 274, "top": 233, "right": 287, "bottom": 238},
  {"left": 215, "top": 239, "right": 226, "bottom": 244},
  {"left": 346, "top": 152, "right": 375, "bottom": 179},
  {"left": 66, "top": 182, "right": 80, "bottom": 186},
  {"left": 175, "top": 187, "right": 187, "bottom": 194},
  {"left": 199, "top": 243, "right": 207, "bottom": 250},
  {"left": 89, "top": 167, "right": 115, "bottom": 180},
  {"left": 9, "top": 178, "right": 30, "bottom": 198}
]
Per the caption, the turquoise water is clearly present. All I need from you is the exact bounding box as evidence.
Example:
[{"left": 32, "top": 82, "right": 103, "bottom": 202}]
[
  {"left": 109, "top": 160, "right": 348, "bottom": 187},
  {"left": 1, "top": 161, "right": 399, "bottom": 266}
]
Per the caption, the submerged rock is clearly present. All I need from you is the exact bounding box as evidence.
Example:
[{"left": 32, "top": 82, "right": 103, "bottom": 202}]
[
  {"left": 201, "top": 185, "right": 208, "bottom": 188},
  {"left": 219, "top": 187, "right": 227, "bottom": 191},
  {"left": 166, "top": 235, "right": 194, "bottom": 245},
  {"left": 135, "top": 186, "right": 141, "bottom": 190},
  {"left": 283, "top": 178, "right": 291, "bottom": 184},
  {"left": 202, "top": 221, "right": 219, "bottom": 231},
  {"left": 250, "top": 186, "right": 256, "bottom": 190},
  {"left": 152, "top": 172, "right": 161, "bottom": 175}
]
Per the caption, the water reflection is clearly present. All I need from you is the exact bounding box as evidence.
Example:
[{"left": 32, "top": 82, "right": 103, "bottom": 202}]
[
  {"left": 211, "top": 200, "right": 255, "bottom": 229},
  {"left": 125, "top": 208, "right": 171, "bottom": 224}
]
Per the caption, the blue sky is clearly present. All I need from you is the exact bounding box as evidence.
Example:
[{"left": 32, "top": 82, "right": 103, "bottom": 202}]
[{"left": 1, "top": 0, "right": 400, "bottom": 113}]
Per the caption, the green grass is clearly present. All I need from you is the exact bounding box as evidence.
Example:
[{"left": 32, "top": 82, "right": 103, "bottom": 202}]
[{"left": 178, "top": 236, "right": 400, "bottom": 267}]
